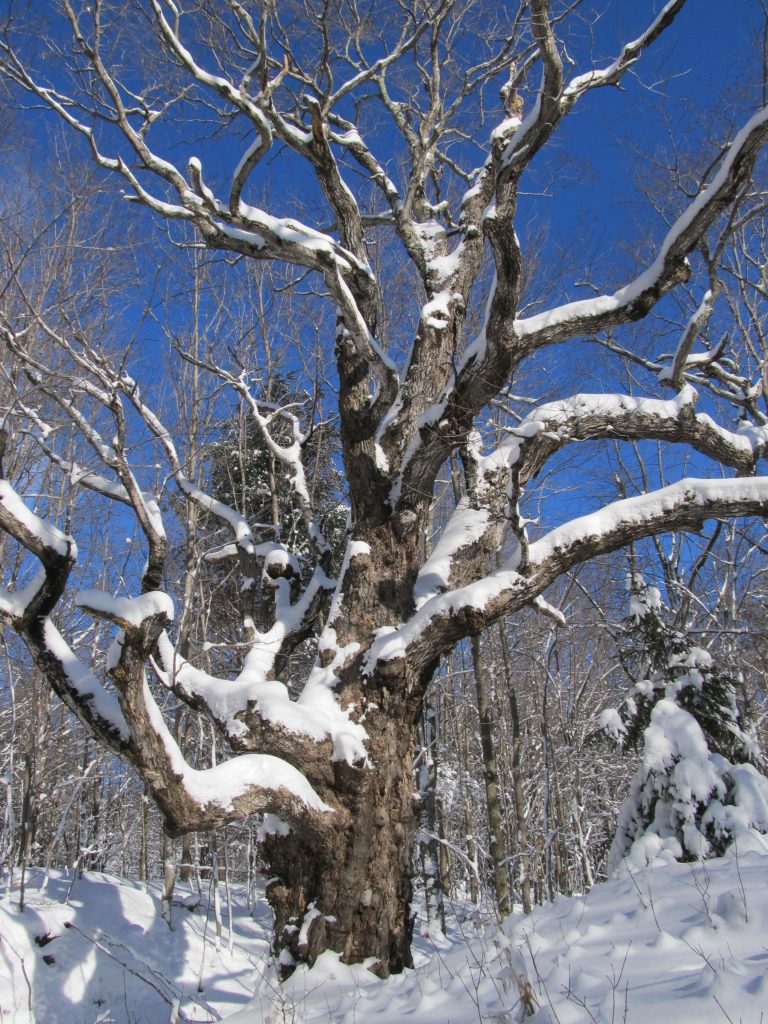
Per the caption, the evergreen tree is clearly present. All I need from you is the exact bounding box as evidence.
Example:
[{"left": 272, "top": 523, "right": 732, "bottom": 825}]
[
  {"left": 207, "top": 376, "right": 347, "bottom": 573},
  {"left": 201, "top": 378, "right": 348, "bottom": 680},
  {"left": 603, "top": 576, "right": 768, "bottom": 873}
]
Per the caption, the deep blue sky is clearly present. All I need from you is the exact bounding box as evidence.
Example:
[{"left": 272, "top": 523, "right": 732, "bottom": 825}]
[
  {"left": 544, "top": 0, "right": 765, "bottom": 262},
  {"left": 4, "top": 0, "right": 766, "bottom": 534}
]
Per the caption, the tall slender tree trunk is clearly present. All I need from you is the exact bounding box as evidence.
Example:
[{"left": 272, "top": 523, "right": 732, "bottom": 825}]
[
  {"left": 161, "top": 833, "right": 176, "bottom": 927},
  {"left": 470, "top": 634, "right": 511, "bottom": 918},
  {"left": 418, "top": 698, "right": 446, "bottom": 935},
  {"left": 497, "top": 619, "right": 533, "bottom": 914},
  {"left": 139, "top": 788, "right": 149, "bottom": 883}
]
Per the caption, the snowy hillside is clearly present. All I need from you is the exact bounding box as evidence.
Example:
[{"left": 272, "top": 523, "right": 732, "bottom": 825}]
[{"left": 3, "top": 836, "right": 768, "bottom": 1023}]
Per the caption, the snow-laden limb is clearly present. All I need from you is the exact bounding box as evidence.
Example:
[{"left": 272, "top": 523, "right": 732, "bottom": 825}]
[
  {"left": 0, "top": 477, "right": 132, "bottom": 747},
  {"left": 223, "top": 202, "right": 369, "bottom": 277},
  {"left": 368, "top": 476, "right": 768, "bottom": 680},
  {"left": 440, "top": 99, "right": 768, "bottom": 485},
  {"left": 501, "top": 0, "right": 687, "bottom": 177},
  {"left": 42, "top": 620, "right": 130, "bottom": 743},
  {"left": 365, "top": 562, "right": 526, "bottom": 675},
  {"left": 561, "top": 1, "right": 687, "bottom": 100},
  {"left": 15, "top": 401, "right": 143, "bottom": 508},
  {"left": 406, "top": 381, "right": 768, "bottom": 640},
  {"left": 11, "top": 589, "right": 133, "bottom": 751},
  {"left": 0, "top": 478, "right": 78, "bottom": 627},
  {"left": 497, "top": 387, "right": 768, "bottom": 481},
  {"left": 76, "top": 589, "right": 174, "bottom": 630},
  {"left": 154, "top": 633, "right": 257, "bottom": 740},
  {"left": 0, "top": 464, "right": 335, "bottom": 834},
  {"left": 6, "top": 332, "right": 346, "bottom": 773},
  {"left": 154, "top": 553, "right": 367, "bottom": 766},
  {"left": 80, "top": 591, "right": 337, "bottom": 835},
  {"left": 528, "top": 477, "right": 768, "bottom": 575},
  {"left": 0, "top": 569, "right": 47, "bottom": 622},
  {"left": 143, "top": 533, "right": 365, "bottom": 762},
  {"left": 230, "top": 130, "right": 272, "bottom": 212},
  {"left": 413, "top": 499, "right": 491, "bottom": 609},
  {"left": 182, "top": 754, "right": 332, "bottom": 817},
  {"left": 329, "top": 262, "right": 399, "bottom": 400},
  {"left": 0, "top": 28, "right": 197, "bottom": 223},
  {"left": 532, "top": 595, "right": 567, "bottom": 626},
  {"left": 228, "top": 373, "right": 329, "bottom": 552},
  {"left": 660, "top": 288, "right": 718, "bottom": 389},
  {"left": 260, "top": 562, "right": 337, "bottom": 666},
  {"left": 396, "top": 99, "right": 768, "bottom": 523},
  {"left": 511, "top": 104, "right": 768, "bottom": 349},
  {"left": 176, "top": 475, "right": 255, "bottom": 555},
  {"left": 0, "top": 480, "right": 75, "bottom": 561},
  {"left": 177, "top": 538, "right": 377, "bottom": 767},
  {"left": 26, "top": 442, "right": 137, "bottom": 505},
  {"left": 138, "top": 673, "right": 333, "bottom": 828},
  {"left": 3, "top": 8, "right": 370, "bottom": 284},
  {"left": 2, "top": 331, "right": 169, "bottom": 588}
]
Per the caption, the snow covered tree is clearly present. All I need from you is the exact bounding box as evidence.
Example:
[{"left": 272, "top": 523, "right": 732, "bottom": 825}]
[
  {"left": 603, "top": 576, "right": 768, "bottom": 873},
  {"left": 199, "top": 374, "right": 347, "bottom": 670},
  {"left": 2, "top": 0, "right": 768, "bottom": 977}
]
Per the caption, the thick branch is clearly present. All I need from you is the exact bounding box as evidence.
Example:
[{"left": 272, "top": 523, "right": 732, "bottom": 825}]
[
  {"left": 509, "top": 388, "right": 768, "bottom": 483},
  {"left": 368, "top": 476, "right": 768, "bottom": 681}
]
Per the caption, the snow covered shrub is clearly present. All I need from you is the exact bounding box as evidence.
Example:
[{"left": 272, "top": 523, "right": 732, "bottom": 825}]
[{"left": 602, "top": 576, "right": 768, "bottom": 873}]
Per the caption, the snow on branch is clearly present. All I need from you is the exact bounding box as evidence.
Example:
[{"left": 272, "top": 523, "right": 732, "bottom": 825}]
[
  {"left": 2, "top": 12, "right": 373, "bottom": 286},
  {"left": 155, "top": 623, "right": 368, "bottom": 765},
  {"left": 75, "top": 589, "right": 174, "bottom": 631},
  {"left": 527, "top": 477, "right": 768, "bottom": 578},
  {"left": 0, "top": 478, "right": 132, "bottom": 745},
  {"left": 18, "top": 409, "right": 138, "bottom": 507},
  {"left": 496, "top": 387, "right": 768, "bottom": 482},
  {"left": 561, "top": 0, "right": 687, "bottom": 100},
  {"left": 407, "top": 100, "right": 768, "bottom": 520},
  {"left": 511, "top": 104, "right": 768, "bottom": 350},
  {"left": 403, "top": 381, "right": 768, "bottom": 646},
  {"left": 0, "top": 570, "right": 47, "bottom": 623},
  {"left": 329, "top": 263, "right": 399, "bottom": 402},
  {"left": 0, "top": 480, "right": 75, "bottom": 564},
  {"left": 413, "top": 498, "right": 492, "bottom": 609},
  {"left": 367, "top": 476, "right": 768, "bottom": 679},
  {"left": 72, "top": 585, "right": 335, "bottom": 834},
  {"left": 41, "top": 620, "right": 130, "bottom": 744},
  {"left": 500, "top": 0, "right": 687, "bottom": 177}
]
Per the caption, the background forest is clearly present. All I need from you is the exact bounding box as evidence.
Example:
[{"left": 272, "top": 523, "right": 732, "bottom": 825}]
[
  {"left": 2, "top": 185, "right": 766, "bottom": 935},
  {"left": 0, "top": 1, "right": 767, "bottom": 1014}
]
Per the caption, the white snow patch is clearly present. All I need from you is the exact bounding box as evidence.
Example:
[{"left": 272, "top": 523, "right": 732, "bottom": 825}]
[
  {"left": 75, "top": 589, "right": 174, "bottom": 627},
  {"left": 414, "top": 501, "right": 490, "bottom": 608},
  {"left": 6, "top": 841, "right": 768, "bottom": 1023},
  {"left": 0, "top": 481, "right": 75, "bottom": 558}
]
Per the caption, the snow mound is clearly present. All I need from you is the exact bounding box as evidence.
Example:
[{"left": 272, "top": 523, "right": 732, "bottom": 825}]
[
  {"left": 241, "top": 834, "right": 768, "bottom": 1023},
  {"left": 0, "top": 869, "right": 272, "bottom": 1022},
  {"left": 4, "top": 843, "right": 768, "bottom": 1023}
]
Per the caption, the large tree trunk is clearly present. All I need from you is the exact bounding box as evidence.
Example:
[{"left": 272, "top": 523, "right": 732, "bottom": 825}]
[
  {"left": 254, "top": 524, "right": 426, "bottom": 976},
  {"left": 262, "top": 705, "right": 418, "bottom": 977}
]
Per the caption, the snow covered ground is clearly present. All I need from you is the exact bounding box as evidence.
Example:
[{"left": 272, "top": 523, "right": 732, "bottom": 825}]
[{"left": 2, "top": 834, "right": 768, "bottom": 1023}]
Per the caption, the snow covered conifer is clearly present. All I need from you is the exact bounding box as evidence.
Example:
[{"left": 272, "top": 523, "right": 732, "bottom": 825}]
[{"left": 603, "top": 576, "right": 768, "bottom": 873}]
